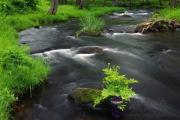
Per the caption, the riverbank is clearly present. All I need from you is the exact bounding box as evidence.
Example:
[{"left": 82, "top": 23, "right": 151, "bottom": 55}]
[
  {"left": 0, "top": 2, "right": 123, "bottom": 120},
  {"left": 154, "top": 7, "right": 180, "bottom": 21},
  {"left": 134, "top": 7, "right": 180, "bottom": 33}
]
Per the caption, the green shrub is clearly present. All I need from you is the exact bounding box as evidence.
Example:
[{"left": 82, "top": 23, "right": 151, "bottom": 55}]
[
  {"left": 0, "top": 0, "right": 38, "bottom": 14},
  {"left": 0, "top": 47, "right": 50, "bottom": 93},
  {"left": 77, "top": 15, "right": 105, "bottom": 36},
  {"left": 94, "top": 65, "right": 138, "bottom": 110}
]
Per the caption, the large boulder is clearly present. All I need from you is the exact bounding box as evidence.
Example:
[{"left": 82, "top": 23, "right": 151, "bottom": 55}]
[{"left": 135, "top": 20, "right": 180, "bottom": 33}]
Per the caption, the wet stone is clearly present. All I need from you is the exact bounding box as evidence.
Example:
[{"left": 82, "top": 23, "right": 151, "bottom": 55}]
[
  {"left": 68, "top": 87, "right": 109, "bottom": 111},
  {"left": 77, "top": 46, "right": 104, "bottom": 54}
]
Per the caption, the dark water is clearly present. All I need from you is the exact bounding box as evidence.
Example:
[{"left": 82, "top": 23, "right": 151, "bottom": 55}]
[{"left": 15, "top": 10, "right": 180, "bottom": 120}]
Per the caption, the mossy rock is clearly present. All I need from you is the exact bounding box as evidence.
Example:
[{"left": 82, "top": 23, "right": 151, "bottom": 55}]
[
  {"left": 68, "top": 88, "right": 110, "bottom": 111},
  {"left": 69, "top": 88, "right": 101, "bottom": 104}
]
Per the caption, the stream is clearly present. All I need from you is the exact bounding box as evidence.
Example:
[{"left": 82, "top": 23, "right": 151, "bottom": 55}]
[{"left": 14, "top": 10, "right": 180, "bottom": 120}]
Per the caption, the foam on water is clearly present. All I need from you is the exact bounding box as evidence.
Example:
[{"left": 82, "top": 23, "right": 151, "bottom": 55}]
[
  {"left": 134, "top": 94, "right": 180, "bottom": 117},
  {"left": 33, "top": 48, "right": 96, "bottom": 65},
  {"left": 104, "top": 47, "right": 143, "bottom": 60}
]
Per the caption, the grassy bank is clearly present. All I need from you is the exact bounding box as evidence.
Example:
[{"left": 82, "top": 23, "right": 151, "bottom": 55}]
[
  {"left": 154, "top": 7, "right": 180, "bottom": 21},
  {"left": 0, "top": 1, "right": 123, "bottom": 120}
]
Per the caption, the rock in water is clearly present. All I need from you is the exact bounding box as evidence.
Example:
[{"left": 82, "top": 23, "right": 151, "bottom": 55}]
[
  {"left": 122, "top": 14, "right": 132, "bottom": 18},
  {"left": 68, "top": 87, "right": 108, "bottom": 111},
  {"left": 77, "top": 46, "right": 103, "bottom": 54}
]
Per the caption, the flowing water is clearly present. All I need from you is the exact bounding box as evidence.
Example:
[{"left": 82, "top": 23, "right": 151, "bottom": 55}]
[{"left": 15, "top": 10, "right": 180, "bottom": 120}]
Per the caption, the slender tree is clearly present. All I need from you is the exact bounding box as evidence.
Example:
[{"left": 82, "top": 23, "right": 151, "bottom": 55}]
[
  {"left": 48, "top": 0, "right": 59, "bottom": 14},
  {"left": 170, "top": 0, "right": 180, "bottom": 7}
]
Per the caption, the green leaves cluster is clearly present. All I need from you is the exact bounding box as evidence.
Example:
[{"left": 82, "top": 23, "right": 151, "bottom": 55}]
[
  {"left": 0, "top": 0, "right": 38, "bottom": 14},
  {"left": 94, "top": 65, "right": 138, "bottom": 111}
]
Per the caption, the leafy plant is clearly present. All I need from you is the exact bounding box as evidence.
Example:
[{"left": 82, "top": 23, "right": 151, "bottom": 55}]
[
  {"left": 94, "top": 64, "right": 138, "bottom": 111},
  {"left": 76, "top": 15, "right": 105, "bottom": 36}
]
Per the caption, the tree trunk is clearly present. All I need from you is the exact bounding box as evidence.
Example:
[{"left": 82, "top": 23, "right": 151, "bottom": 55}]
[
  {"left": 159, "top": 0, "right": 162, "bottom": 5},
  {"left": 170, "top": 0, "right": 180, "bottom": 7},
  {"left": 76, "top": 0, "right": 87, "bottom": 9},
  {"left": 48, "top": 0, "right": 59, "bottom": 15}
]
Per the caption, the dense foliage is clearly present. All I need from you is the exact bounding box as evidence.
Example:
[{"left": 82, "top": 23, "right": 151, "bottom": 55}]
[
  {"left": 94, "top": 65, "right": 138, "bottom": 110},
  {"left": 0, "top": 0, "right": 38, "bottom": 14}
]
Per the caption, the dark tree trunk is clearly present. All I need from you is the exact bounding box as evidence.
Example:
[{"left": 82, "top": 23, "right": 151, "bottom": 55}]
[
  {"left": 76, "top": 0, "right": 88, "bottom": 9},
  {"left": 103, "top": 0, "right": 106, "bottom": 6},
  {"left": 170, "top": 0, "right": 180, "bottom": 7},
  {"left": 59, "top": 0, "right": 67, "bottom": 4},
  {"left": 112, "top": 0, "right": 119, "bottom": 6},
  {"left": 129, "top": 0, "right": 133, "bottom": 7},
  {"left": 48, "top": 0, "right": 59, "bottom": 15},
  {"left": 159, "top": 0, "right": 162, "bottom": 5}
]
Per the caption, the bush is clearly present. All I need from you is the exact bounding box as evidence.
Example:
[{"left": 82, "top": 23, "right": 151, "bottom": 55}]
[
  {"left": 77, "top": 15, "right": 105, "bottom": 36},
  {"left": 0, "top": 47, "right": 50, "bottom": 93},
  {"left": 0, "top": 0, "right": 38, "bottom": 14},
  {"left": 94, "top": 65, "right": 138, "bottom": 111}
]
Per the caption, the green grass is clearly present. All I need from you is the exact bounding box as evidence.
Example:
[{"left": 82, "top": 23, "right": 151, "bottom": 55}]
[
  {"left": 154, "top": 7, "right": 180, "bottom": 21},
  {"left": 0, "top": 1, "right": 123, "bottom": 120},
  {"left": 77, "top": 15, "right": 105, "bottom": 36}
]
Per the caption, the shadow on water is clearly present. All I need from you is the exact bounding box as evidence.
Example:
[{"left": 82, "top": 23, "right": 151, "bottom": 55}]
[{"left": 14, "top": 9, "right": 180, "bottom": 120}]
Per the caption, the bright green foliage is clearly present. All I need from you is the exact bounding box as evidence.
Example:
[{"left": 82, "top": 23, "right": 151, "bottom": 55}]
[
  {"left": 77, "top": 15, "right": 105, "bottom": 36},
  {"left": 0, "top": 47, "right": 50, "bottom": 93},
  {"left": 154, "top": 7, "right": 180, "bottom": 21},
  {"left": 94, "top": 65, "right": 138, "bottom": 111},
  {"left": 0, "top": 88, "right": 16, "bottom": 120}
]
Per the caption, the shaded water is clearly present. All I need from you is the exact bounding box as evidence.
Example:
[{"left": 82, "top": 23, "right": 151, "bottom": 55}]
[{"left": 15, "top": 10, "right": 180, "bottom": 120}]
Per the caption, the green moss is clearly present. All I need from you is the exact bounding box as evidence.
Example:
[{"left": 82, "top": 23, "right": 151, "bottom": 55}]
[{"left": 70, "top": 88, "right": 101, "bottom": 104}]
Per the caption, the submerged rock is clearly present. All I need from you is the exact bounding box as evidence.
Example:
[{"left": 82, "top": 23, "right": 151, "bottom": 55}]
[
  {"left": 122, "top": 14, "right": 132, "bottom": 18},
  {"left": 68, "top": 88, "right": 108, "bottom": 111},
  {"left": 34, "top": 25, "right": 40, "bottom": 29},
  {"left": 135, "top": 20, "right": 180, "bottom": 33},
  {"left": 77, "top": 46, "right": 103, "bottom": 54},
  {"left": 79, "top": 32, "right": 101, "bottom": 36}
]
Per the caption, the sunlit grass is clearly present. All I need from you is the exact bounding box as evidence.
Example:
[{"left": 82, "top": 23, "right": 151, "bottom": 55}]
[
  {"left": 156, "top": 7, "right": 180, "bottom": 21},
  {"left": 77, "top": 15, "right": 105, "bottom": 36}
]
